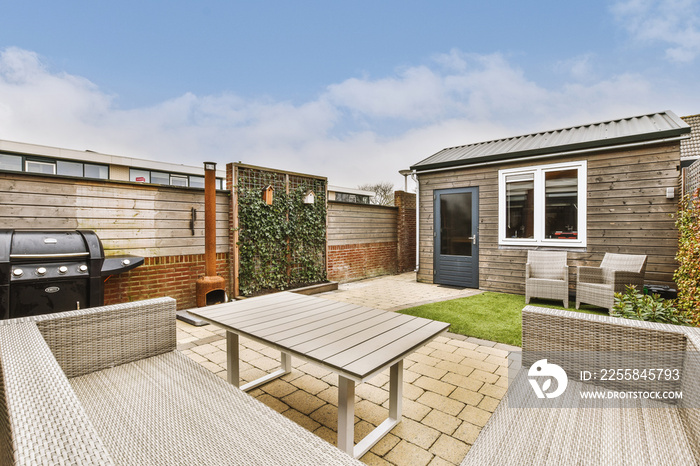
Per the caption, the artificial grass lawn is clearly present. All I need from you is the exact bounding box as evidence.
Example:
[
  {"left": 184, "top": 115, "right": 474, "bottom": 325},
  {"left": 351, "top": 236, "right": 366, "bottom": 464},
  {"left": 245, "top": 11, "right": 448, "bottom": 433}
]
[{"left": 398, "top": 292, "right": 608, "bottom": 347}]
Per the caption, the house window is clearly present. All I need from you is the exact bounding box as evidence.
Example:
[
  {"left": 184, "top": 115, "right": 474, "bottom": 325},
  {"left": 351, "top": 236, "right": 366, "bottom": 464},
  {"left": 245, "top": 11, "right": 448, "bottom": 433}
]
[
  {"left": 170, "top": 174, "right": 188, "bottom": 187},
  {"left": 499, "top": 161, "right": 586, "bottom": 247},
  {"left": 25, "top": 160, "right": 56, "bottom": 175},
  {"left": 0, "top": 154, "right": 22, "bottom": 172},
  {"left": 84, "top": 163, "right": 109, "bottom": 179},
  {"left": 190, "top": 176, "right": 205, "bottom": 188},
  {"left": 151, "top": 171, "right": 170, "bottom": 185},
  {"left": 130, "top": 169, "right": 150, "bottom": 183},
  {"left": 57, "top": 160, "right": 84, "bottom": 177}
]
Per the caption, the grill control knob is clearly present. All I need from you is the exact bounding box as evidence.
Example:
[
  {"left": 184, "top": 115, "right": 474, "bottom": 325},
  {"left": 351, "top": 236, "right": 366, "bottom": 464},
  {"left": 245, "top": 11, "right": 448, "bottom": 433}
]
[
  {"left": 78, "top": 265, "right": 88, "bottom": 273},
  {"left": 12, "top": 268, "right": 23, "bottom": 278},
  {"left": 121, "top": 259, "right": 131, "bottom": 266},
  {"left": 36, "top": 267, "right": 47, "bottom": 276},
  {"left": 58, "top": 266, "right": 68, "bottom": 274}
]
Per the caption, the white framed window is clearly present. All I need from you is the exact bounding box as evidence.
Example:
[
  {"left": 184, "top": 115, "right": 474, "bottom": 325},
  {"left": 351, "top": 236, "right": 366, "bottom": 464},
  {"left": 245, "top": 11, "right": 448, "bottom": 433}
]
[
  {"left": 170, "top": 174, "right": 189, "bottom": 187},
  {"left": 25, "top": 160, "right": 56, "bottom": 175},
  {"left": 498, "top": 160, "right": 587, "bottom": 247}
]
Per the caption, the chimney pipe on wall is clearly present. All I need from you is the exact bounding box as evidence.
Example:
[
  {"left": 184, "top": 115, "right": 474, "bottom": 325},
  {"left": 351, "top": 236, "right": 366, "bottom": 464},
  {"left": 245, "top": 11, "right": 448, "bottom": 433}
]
[
  {"left": 195, "top": 162, "right": 227, "bottom": 308},
  {"left": 203, "top": 161, "right": 217, "bottom": 278}
]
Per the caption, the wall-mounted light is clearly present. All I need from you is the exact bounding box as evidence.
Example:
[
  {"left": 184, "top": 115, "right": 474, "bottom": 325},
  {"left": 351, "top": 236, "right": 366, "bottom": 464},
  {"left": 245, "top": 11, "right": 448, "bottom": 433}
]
[
  {"left": 666, "top": 187, "right": 675, "bottom": 199},
  {"left": 204, "top": 161, "right": 217, "bottom": 172},
  {"left": 399, "top": 169, "right": 413, "bottom": 192}
]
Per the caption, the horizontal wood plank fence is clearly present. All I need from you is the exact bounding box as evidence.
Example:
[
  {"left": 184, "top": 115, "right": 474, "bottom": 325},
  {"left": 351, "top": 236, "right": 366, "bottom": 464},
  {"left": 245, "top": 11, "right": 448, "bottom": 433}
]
[{"left": 0, "top": 172, "right": 229, "bottom": 309}]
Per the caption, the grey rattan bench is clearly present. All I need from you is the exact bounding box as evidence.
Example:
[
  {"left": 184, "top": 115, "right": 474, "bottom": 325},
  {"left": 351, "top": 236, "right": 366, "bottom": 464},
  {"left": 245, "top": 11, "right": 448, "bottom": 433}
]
[
  {"left": 462, "top": 306, "right": 700, "bottom": 465},
  {"left": 0, "top": 298, "right": 361, "bottom": 465}
]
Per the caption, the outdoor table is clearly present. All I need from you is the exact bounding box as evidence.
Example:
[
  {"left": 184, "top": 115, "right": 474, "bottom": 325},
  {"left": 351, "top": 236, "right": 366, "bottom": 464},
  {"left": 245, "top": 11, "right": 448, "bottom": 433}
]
[{"left": 189, "top": 291, "right": 450, "bottom": 458}]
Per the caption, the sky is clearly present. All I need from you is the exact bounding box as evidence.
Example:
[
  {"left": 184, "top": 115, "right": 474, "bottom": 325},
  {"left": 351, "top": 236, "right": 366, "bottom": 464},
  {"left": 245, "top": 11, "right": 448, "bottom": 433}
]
[{"left": 1, "top": 1, "right": 699, "bottom": 191}]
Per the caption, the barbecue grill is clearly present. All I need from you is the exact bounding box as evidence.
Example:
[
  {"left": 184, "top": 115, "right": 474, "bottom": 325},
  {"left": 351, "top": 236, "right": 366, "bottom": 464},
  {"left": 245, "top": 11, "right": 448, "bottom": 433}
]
[{"left": 0, "top": 229, "right": 143, "bottom": 319}]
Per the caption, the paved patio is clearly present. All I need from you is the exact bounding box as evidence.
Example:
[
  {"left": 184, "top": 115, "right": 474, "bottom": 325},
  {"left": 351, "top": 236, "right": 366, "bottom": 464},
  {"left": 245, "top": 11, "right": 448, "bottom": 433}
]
[{"left": 177, "top": 273, "right": 520, "bottom": 465}]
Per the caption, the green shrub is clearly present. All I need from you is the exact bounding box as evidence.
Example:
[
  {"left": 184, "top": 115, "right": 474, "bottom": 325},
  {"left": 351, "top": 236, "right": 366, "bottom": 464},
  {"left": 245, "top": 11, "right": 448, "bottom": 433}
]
[
  {"left": 612, "top": 286, "right": 691, "bottom": 325},
  {"left": 674, "top": 190, "right": 700, "bottom": 326}
]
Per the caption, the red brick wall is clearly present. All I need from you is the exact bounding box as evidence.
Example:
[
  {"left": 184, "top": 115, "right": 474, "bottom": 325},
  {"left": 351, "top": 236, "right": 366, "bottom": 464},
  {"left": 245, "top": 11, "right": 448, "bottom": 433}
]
[
  {"left": 327, "top": 242, "right": 397, "bottom": 282},
  {"left": 395, "top": 191, "right": 416, "bottom": 273},
  {"left": 104, "top": 253, "right": 229, "bottom": 310}
]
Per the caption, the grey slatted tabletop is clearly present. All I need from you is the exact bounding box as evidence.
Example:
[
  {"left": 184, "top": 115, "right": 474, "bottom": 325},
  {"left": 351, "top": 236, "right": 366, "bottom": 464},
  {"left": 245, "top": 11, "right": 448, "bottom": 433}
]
[{"left": 190, "top": 291, "right": 450, "bottom": 458}]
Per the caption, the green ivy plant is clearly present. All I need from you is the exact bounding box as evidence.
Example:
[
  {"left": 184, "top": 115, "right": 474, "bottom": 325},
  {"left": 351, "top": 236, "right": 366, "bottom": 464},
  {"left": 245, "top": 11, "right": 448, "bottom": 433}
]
[
  {"left": 674, "top": 190, "right": 700, "bottom": 326},
  {"left": 611, "top": 285, "right": 691, "bottom": 325},
  {"left": 237, "top": 182, "right": 327, "bottom": 296}
]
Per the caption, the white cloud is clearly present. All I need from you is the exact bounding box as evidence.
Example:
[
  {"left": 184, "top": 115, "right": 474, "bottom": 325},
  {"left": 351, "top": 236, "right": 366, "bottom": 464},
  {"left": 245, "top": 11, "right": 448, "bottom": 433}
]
[
  {"left": 0, "top": 46, "right": 695, "bottom": 190},
  {"left": 612, "top": 0, "right": 700, "bottom": 63}
]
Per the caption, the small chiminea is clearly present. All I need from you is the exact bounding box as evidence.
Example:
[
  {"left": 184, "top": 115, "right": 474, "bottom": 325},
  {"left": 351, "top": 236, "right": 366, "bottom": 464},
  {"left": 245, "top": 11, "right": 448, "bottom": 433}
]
[{"left": 195, "top": 161, "right": 226, "bottom": 307}]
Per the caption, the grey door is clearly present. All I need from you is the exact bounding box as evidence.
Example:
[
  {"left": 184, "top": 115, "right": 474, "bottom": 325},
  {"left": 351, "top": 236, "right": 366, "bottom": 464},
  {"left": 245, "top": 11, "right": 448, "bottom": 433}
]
[{"left": 434, "top": 187, "right": 479, "bottom": 288}]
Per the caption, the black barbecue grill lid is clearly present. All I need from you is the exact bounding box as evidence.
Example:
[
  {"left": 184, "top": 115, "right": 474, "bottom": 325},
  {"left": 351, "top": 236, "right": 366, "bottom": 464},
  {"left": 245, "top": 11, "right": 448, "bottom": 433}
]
[{"left": 9, "top": 230, "right": 90, "bottom": 258}]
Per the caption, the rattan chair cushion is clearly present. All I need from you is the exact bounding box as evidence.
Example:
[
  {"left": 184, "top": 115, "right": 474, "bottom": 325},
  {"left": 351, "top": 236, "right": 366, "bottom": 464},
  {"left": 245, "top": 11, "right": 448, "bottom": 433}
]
[{"left": 71, "top": 351, "right": 359, "bottom": 465}]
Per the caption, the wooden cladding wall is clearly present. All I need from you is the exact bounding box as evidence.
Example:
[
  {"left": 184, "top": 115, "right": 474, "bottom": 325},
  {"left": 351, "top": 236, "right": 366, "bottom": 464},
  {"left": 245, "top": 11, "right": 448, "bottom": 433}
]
[
  {"left": 0, "top": 172, "right": 230, "bottom": 257},
  {"left": 417, "top": 142, "right": 682, "bottom": 294},
  {"left": 328, "top": 202, "right": 398, "bottom": 246}
]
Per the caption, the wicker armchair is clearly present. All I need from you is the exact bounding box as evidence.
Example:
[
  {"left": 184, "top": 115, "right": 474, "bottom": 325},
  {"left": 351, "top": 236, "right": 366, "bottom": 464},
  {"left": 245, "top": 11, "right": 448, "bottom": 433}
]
[
  {"left": 525, "top": 250, "right": 569, "bottom": 308},
  {"left": 576, "top": 253, "right": 647, "bottom": 312}
]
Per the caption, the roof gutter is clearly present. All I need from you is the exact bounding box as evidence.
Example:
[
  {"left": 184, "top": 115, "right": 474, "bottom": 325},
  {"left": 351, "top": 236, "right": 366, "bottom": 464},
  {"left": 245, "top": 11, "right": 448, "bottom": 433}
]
[{"left": 413, "top": 135, "right": 690, "bottom": 175}]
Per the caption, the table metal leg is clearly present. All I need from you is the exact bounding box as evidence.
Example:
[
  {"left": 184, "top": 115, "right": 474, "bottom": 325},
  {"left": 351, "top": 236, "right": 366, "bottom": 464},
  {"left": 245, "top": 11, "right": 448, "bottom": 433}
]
[
  {"left": 226, "top": 331, "right": 240, "bottom": 387},
  {"left": 226, "top": 331, "right": 292, "bottom": 391},
  {"left": 338, "top": 375, "right": 355, "bottom": 456},
  {"left": 338, "top": 360, "right": 404, "bottom": 459}
]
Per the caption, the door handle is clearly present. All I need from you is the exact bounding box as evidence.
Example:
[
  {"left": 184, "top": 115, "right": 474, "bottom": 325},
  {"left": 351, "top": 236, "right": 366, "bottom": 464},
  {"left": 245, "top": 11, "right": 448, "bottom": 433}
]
[{"left": 469, "top": 233, "right": 477, "bottom": 245}]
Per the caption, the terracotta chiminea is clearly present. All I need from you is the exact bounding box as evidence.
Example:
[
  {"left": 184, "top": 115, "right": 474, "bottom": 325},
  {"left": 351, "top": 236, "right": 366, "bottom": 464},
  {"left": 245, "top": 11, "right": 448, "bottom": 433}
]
[{"left": 196, "top": 162, "right": 226, "bottom": 307}]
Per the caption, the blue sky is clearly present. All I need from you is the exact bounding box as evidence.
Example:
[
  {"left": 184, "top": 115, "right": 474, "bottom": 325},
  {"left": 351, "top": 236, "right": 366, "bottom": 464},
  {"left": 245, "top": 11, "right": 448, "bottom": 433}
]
[{"left": 1, "top": 1, "right": 699, "bottom": 189}]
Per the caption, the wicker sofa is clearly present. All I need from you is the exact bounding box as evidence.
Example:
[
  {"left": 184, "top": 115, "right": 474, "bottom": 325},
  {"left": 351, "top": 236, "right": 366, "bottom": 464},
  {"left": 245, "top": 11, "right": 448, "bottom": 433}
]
[
  {"left": 462, "top": 306, "right": 700, "bottom": 465},
  {"left": 0, "top": 298, "right": 361, "bottom": 465}
]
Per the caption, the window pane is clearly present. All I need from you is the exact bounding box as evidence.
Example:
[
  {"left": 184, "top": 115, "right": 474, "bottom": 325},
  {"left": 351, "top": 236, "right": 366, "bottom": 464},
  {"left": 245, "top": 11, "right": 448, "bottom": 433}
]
[
  {"left": 545, "top": 169, "right": 578, "bottom": 239},
  {"left": 84, "top": 163, "right": 108, "bottom": 179},
  {"left": 0, "top": 154, "right": 22, "bottom": 171},
  {"left": 506, "top": 174, "right": 534, "bottom": 239},
  {"left": 151, "top": 171, "right": 169, "bottom": 185},
  {"left": 170, "top": 174, "right": 188, "bottom": 187},
  {"left": 440, "top": 192, "right": 472, "bottom": 256},
  {"left": 216, "top": 178, "right": 223, "bottom": 190},
  {"left": 57, "top": 160, "right": 84, "bottom": 177},
  {"left": 130, "top": 169, "right": 150, "bottom": 183},
  {"left": 26, "top": 160, "right": 56, "bottom": 174},
  {"left": 189, "top": 176, "right": 205, "bottom": 188}
]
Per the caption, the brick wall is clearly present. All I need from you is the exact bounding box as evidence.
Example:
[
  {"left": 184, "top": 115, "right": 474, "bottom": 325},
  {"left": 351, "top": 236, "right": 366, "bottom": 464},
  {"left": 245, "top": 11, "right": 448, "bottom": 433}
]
[
  {"left": 104, "top": 253, "right": 229, "bottom": 310},
  {"left": 395, "top": 191, "right": 416, "bottom": 273},
  {"left": 327, "top": 242, "right": 397, "bottom": 282}
]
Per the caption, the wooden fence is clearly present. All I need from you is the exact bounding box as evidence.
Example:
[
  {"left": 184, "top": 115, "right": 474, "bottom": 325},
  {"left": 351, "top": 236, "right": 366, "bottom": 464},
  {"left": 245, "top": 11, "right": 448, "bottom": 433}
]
[{"left": 0, "top": 172, "right": 230, "bottom": 309}]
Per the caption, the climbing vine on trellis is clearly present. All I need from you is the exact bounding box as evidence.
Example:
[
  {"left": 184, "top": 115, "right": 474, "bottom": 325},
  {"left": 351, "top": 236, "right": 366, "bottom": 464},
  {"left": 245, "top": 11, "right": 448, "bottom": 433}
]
[{"left": 236, "top": 169, "right": 327, "bottom": 296}]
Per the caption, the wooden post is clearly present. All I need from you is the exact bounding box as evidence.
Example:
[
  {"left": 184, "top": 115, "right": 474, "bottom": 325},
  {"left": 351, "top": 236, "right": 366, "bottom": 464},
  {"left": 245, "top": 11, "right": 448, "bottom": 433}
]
[
  {"left": 232, "top": 164, "right": 240, "bottom": 298},
  {"left": 285, "top": 174, "right": 291, "bottom": 285}
]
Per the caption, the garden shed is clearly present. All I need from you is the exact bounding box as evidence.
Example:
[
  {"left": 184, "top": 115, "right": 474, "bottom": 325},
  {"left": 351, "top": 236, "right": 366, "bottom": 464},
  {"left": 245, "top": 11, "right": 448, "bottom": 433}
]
[{"left": 410, "top": 110, "right": 691, "bottom": 295}]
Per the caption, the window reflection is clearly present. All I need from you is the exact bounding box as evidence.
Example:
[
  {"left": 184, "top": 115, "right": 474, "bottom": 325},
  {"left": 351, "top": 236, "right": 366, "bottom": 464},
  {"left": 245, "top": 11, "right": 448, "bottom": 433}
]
[
  {"left": 506, "top": 173, "right": 534, "bottom": 239},
  {"left": 545, "top": 169, "right": 578, "bottom": 239},
  {"left": 440, "top": 192, "right": 472, "bottom": 256}
]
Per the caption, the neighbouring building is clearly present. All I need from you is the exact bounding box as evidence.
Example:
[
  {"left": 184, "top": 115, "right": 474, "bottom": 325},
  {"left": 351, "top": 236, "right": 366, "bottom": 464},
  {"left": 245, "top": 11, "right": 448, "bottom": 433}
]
[
  {"left": 327, "top": 185, "right": 374, "bottom": 204},
  {"left": 410, "top": 110, "right": 691, "bottom": 294}
]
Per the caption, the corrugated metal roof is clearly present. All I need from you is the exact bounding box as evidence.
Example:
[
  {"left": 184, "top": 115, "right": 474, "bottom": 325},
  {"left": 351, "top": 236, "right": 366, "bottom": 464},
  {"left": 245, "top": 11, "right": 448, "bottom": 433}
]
[{"left": 412, "top": 110, "right": 691, "bottom": 172}]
